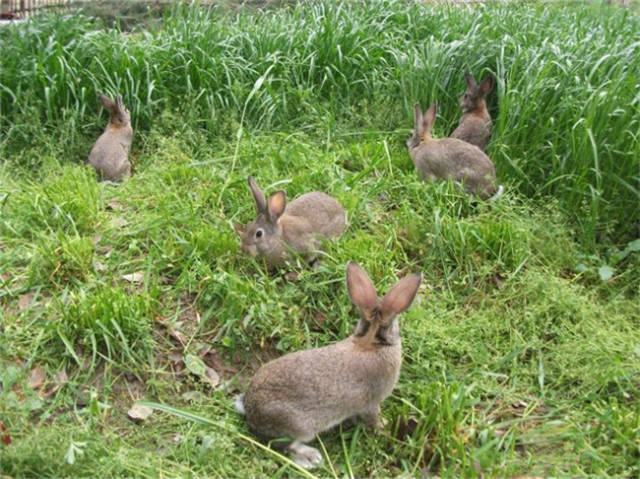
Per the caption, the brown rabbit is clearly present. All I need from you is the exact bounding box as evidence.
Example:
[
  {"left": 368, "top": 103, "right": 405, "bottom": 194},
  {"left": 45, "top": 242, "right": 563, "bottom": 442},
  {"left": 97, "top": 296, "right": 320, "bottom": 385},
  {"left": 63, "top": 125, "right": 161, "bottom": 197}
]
[
  {"left": 450, "top": 72, "right": 494, "bottom": 151},
  {"left": 87, "top": 94, "right": 133, "bottom": 182},
  {"left": 235, "top": 262, "right": 422, "bottom": 468},
  {"left": 234, "top": 175, "right": 346, "bottom": 267},
  {"left": 407, "top": 102, "right": 501, "bottom": 199}
]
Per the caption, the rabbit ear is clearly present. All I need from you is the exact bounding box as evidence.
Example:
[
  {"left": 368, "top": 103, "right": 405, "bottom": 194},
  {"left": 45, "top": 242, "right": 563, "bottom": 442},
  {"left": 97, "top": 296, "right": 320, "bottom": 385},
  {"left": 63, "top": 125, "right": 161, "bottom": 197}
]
[
  {"left": 247, "top": 175, "right": 267, "bottom": 214},
  {"left": 413, "top": 102, "right": 424, "bottom": 136},
  {"left": 423, "top": 103, "right": 437, "bottom": 131},
  {"left": 381, "top": 273, "right": 422, "bottom": 315},
  {"left": 233, "top": 223, "right": 245, "bottom": 235},
  {"left": 464, "top": 72, "right": 478, "bottom": 89},
  {"left": 115, "top": 94, "right": 125, "bottom": 113},
  {"left": 347, "top": 262, "right": 378, "bottom": 313},
  {"left": 267, "top": 190, "right": 286, "bottom": 222},
  {"left": 479, "top": 76, "right": 494, "bottom": 95},
  {"left": 99, "top": 94, "right": 116, "bottom": 112}
]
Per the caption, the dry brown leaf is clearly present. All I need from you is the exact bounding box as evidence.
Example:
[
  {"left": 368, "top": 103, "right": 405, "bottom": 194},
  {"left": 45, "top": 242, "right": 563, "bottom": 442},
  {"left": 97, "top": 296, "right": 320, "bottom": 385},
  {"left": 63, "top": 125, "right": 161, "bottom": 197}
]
[
  {"left": 94, "top": 261, "right": 107, "bottom": 272},
  {"left": 122, "top": 272, "right": 144, "bottom": 284},
  {"left": 27, "top": 365, "right": 46, "bottom": 390},
  {"left": 55, "top": 369, "right": 69, "bottom": 386},
  {"left": 106, "top": 199, "right": 123, "bottom": 211},
  {"left": 18, "top": 292, "right": 35, "bottom": 310},
  {"left": 203, "top": 367, "right": 220, "bottom": 389},
  {"left": 127, "top": 404, "right": 153, "bottom": 422},
  {"left": 284, "top": 271, "right": 300, "bottom": 282},
  {"left": 0, "top": 421, "right": 10, "bottom": 446}
]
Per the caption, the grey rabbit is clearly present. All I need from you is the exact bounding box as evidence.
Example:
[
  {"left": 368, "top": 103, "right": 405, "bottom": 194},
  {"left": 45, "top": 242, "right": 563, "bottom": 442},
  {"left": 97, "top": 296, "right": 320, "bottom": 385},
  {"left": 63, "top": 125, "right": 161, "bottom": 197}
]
[
  {"left": 235, "top": 262, "right": 422, "bottom": 468},
  {"left": 87, "top": 94, "right": 133, "bottom": 182},
  {"left": 234, "top": 175, "right": 346, "bottom": 267},
  {"left": 407, "top": 102, "right": 502, "bottom": 199},
  {"left": 450, "top": 72, "right": 494, "bottom": 151}
]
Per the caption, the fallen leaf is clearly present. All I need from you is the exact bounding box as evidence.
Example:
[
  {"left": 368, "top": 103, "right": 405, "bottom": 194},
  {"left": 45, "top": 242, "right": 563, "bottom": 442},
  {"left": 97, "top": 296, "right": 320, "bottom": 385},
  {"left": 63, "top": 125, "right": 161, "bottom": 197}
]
[
  {"left": 284, "top": 271, "right": 300, "bottom": 282},
  {"left": 512, "top": 399, "right": 528, "bottom": 408},
  {"left": 122, "top": 272, "right": 144, "bottom": 284},
  {"left": 0, "top": 273, "right": 10, "bottom": 283},
  {"left": 92, "top": 234, "right": 103, "bottom": 246},
  {"left": 18, "top": 292, "right": 35, "bottom": 310},
  {"left": 96, "top": 244, "right": 113, "bottom": 256},
  {"left": 55, "top": 369, "right": 69, "bottom": 385},
  {"left": 27, "top": 365, "right": 46, "bottom": 390},
  {"left": 203, "top": 367, "right": 220, "bottom": 389},
  {"left": 106, "top": 199, "right": 123, "bottom": 211},
  {"left": 181, "top": 390, "right": 205, "bottom": 402},
  {"left": 109, "top": 217, "right": 129, "bottom": 229},
  {"left": 0, "top": 421, "right": 10, "bottom": 446},
  {"left": 94, "top": 261, "right": 107, "bottom": 272},
  {"left": 168, "top": 351, "right": 183, "bottom": 364},
  {"left": 127, "top": 404, "right": 153, "bottom": 422},
  {"left": 184, "top": 354, "right": 207, "bottom": 377}
]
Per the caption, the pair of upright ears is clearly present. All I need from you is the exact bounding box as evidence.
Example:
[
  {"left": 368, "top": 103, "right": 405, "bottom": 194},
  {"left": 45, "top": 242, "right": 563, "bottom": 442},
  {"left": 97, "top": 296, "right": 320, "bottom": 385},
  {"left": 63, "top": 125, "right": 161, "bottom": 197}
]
[
  {"left": 247, "top": 175, "right": 286, "bottom": 223},
  {"left": 347, "top": 261, "right": 422, "bottom": 321},
  {"left": 465, "top": 72, "right": 494, "bottom": 95}
]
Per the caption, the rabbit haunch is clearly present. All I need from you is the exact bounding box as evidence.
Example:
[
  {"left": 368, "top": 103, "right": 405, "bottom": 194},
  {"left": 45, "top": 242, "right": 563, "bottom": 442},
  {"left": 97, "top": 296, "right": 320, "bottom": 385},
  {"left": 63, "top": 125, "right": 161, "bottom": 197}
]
[
  {"left": 87, "top": 94, "right": 133, "bottom": 182},
  {"left": 407, "top": 102, "right": 499, "bottom": 199},
  {"left": 235, "top": 175, "right": 346, "bottom": 267},
  {"left": 237, "top": 262, "right": 422, "bottom": 468},
  {"left": 450, "top": 72, "right": 494, "bottom": 151}
]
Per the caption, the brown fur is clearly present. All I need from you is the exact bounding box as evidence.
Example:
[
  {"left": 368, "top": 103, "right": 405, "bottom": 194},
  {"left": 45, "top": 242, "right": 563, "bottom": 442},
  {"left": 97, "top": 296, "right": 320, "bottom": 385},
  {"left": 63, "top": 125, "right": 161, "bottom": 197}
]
[
  {"left": 240, "top": 262, "right": 422, "bottom": 468},
  {"left": 236, "top": 176, "right": 346, "bottom": 267},
  {"left": 450, "top": 73, "right": 493, "bottom": 151},
  {"left": 88, "top": 94, "right": 133, "bottom": 182},
  {"left": 407, "top": 102, "right": 498, "bottom": 198}
]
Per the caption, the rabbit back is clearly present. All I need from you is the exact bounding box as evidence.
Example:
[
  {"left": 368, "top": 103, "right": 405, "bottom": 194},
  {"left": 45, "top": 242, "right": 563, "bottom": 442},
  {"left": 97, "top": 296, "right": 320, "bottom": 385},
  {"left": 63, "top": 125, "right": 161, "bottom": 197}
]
[
  {"left": 411, "top": 138, "right": 496, "bottom": 196},
  {"left": 451, "top": 114, "right": 491, "bottom": 151},
  {"left": 88, "top": 128, "right": 133, "bottom": 182},
  {"left": 284, "top": 192, "right": 346, "bottom": 238},
  {"left": 244, "top": 338, "right": 400, "bottom": 439}
]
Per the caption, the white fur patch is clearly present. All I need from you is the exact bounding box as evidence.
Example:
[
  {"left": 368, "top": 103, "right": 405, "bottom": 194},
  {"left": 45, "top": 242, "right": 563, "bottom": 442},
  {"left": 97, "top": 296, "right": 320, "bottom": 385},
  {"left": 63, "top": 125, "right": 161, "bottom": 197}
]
[{"left": 234, "top": 393, "right": 246, "bottom": 415}]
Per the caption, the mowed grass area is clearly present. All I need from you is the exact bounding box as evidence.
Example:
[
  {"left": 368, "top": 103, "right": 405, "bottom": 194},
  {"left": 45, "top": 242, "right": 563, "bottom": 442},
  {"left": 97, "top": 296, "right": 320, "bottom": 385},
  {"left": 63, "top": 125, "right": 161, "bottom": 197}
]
[{"left": 1, "top": 1, "right": 639, "bottom": 477}]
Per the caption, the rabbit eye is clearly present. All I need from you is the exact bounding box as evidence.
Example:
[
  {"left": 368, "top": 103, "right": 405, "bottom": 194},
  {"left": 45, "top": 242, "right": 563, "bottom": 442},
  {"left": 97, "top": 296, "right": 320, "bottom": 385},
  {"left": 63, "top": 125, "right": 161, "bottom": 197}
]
[
  {"left": 255, "top": 229, "right": 264, "bottom": 238},
  {"left": 464, "top": 93, "right": 469, "bottom": 99}
]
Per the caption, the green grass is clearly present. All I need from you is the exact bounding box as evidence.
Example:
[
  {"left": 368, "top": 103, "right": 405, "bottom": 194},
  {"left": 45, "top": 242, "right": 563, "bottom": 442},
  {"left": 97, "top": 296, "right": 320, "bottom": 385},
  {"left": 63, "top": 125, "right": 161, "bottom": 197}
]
[{"left": 1, "top": 1, "right": 639, "bottom": 478}]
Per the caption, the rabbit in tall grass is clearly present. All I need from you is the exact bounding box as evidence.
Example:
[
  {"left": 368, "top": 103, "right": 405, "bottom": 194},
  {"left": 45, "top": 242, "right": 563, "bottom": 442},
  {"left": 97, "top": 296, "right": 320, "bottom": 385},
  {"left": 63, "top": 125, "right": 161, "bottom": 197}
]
[
  {"left": 407, "top": 102, "right": 501, "bottom": 199},
  {"left": 450, "top": 72, "right": 494, "bottom": 151},
  {"left": 87, "top": 94, "right": 133, "bottom": 182},
  {"left": 234, "top": 175, "right": 346, "bottom": 267},
  {"left": 235, "top": 262, "right": 422, "bottom": 468}
]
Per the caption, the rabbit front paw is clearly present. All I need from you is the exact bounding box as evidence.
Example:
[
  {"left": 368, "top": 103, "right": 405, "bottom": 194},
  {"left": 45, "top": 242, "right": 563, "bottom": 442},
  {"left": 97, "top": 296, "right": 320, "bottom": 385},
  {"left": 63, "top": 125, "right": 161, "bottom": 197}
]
[{"left": 289, "top": 442, "right": 323, "bottom": 469}]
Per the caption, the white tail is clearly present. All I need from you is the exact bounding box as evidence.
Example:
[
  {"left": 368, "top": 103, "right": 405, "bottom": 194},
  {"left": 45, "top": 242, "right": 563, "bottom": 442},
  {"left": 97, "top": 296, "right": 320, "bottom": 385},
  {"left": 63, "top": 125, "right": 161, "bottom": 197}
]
[
  {"left": 489, "top": 184, "right": 504, "bottom": 202},
  {"left": 234, "top": 393, "right": 246, "bottom": 415}
]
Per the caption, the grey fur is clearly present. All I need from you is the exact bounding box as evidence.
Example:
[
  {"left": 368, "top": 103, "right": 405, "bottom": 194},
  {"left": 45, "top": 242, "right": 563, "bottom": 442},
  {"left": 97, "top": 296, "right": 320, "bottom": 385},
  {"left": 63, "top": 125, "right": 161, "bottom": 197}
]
[
  {"left": 241, "top": 262, "right": 422, "bottom": 468},
  {"left": 236, "top": 175, "right": 346, "bottom": 267},
  {"left": 407, "top": 102, "right": 498, "bottom": 198},
  {"left": 450, "top": 72, "right": 494, "bottom": 151},
  {"left": 87, "top": 94, "right": 133, "bottom": 182}
]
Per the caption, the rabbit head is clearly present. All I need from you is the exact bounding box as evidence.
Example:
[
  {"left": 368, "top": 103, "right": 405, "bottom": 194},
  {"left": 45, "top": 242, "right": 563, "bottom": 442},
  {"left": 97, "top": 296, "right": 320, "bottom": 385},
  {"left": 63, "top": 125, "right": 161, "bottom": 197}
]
[
  {"left": 235, "top": 175, "right": 288, "bottom": 260},
  {"left": 459, "top": 73, "right": 493, "bottom": 113},
  {"left": 348, "top": 262, "right": 422, "bottom": 347},
  {"left": 407, "top": 102, "right": 437, "bottom": 150},
  {"left": 100, "top": 94, "right": 131, "bottom": 129}
]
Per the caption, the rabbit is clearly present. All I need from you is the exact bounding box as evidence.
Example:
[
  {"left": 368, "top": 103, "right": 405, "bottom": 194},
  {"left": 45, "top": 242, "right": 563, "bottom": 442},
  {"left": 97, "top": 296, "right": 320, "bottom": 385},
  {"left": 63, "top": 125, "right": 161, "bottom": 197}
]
[
  {"left": 235, "top": 261, "right": 422, "bottom": 468},
  {"left": 407, "top": 102, "right": 502, "bottom": 199},
  {"left": 234, "top": 175, "right": 346, "bottom": 267},
  {"left": 450, "top": 72, "right": 494, "bottom": 151},
  {"left": 87, "top": 94, "right": 133, "bottom": 182}
]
